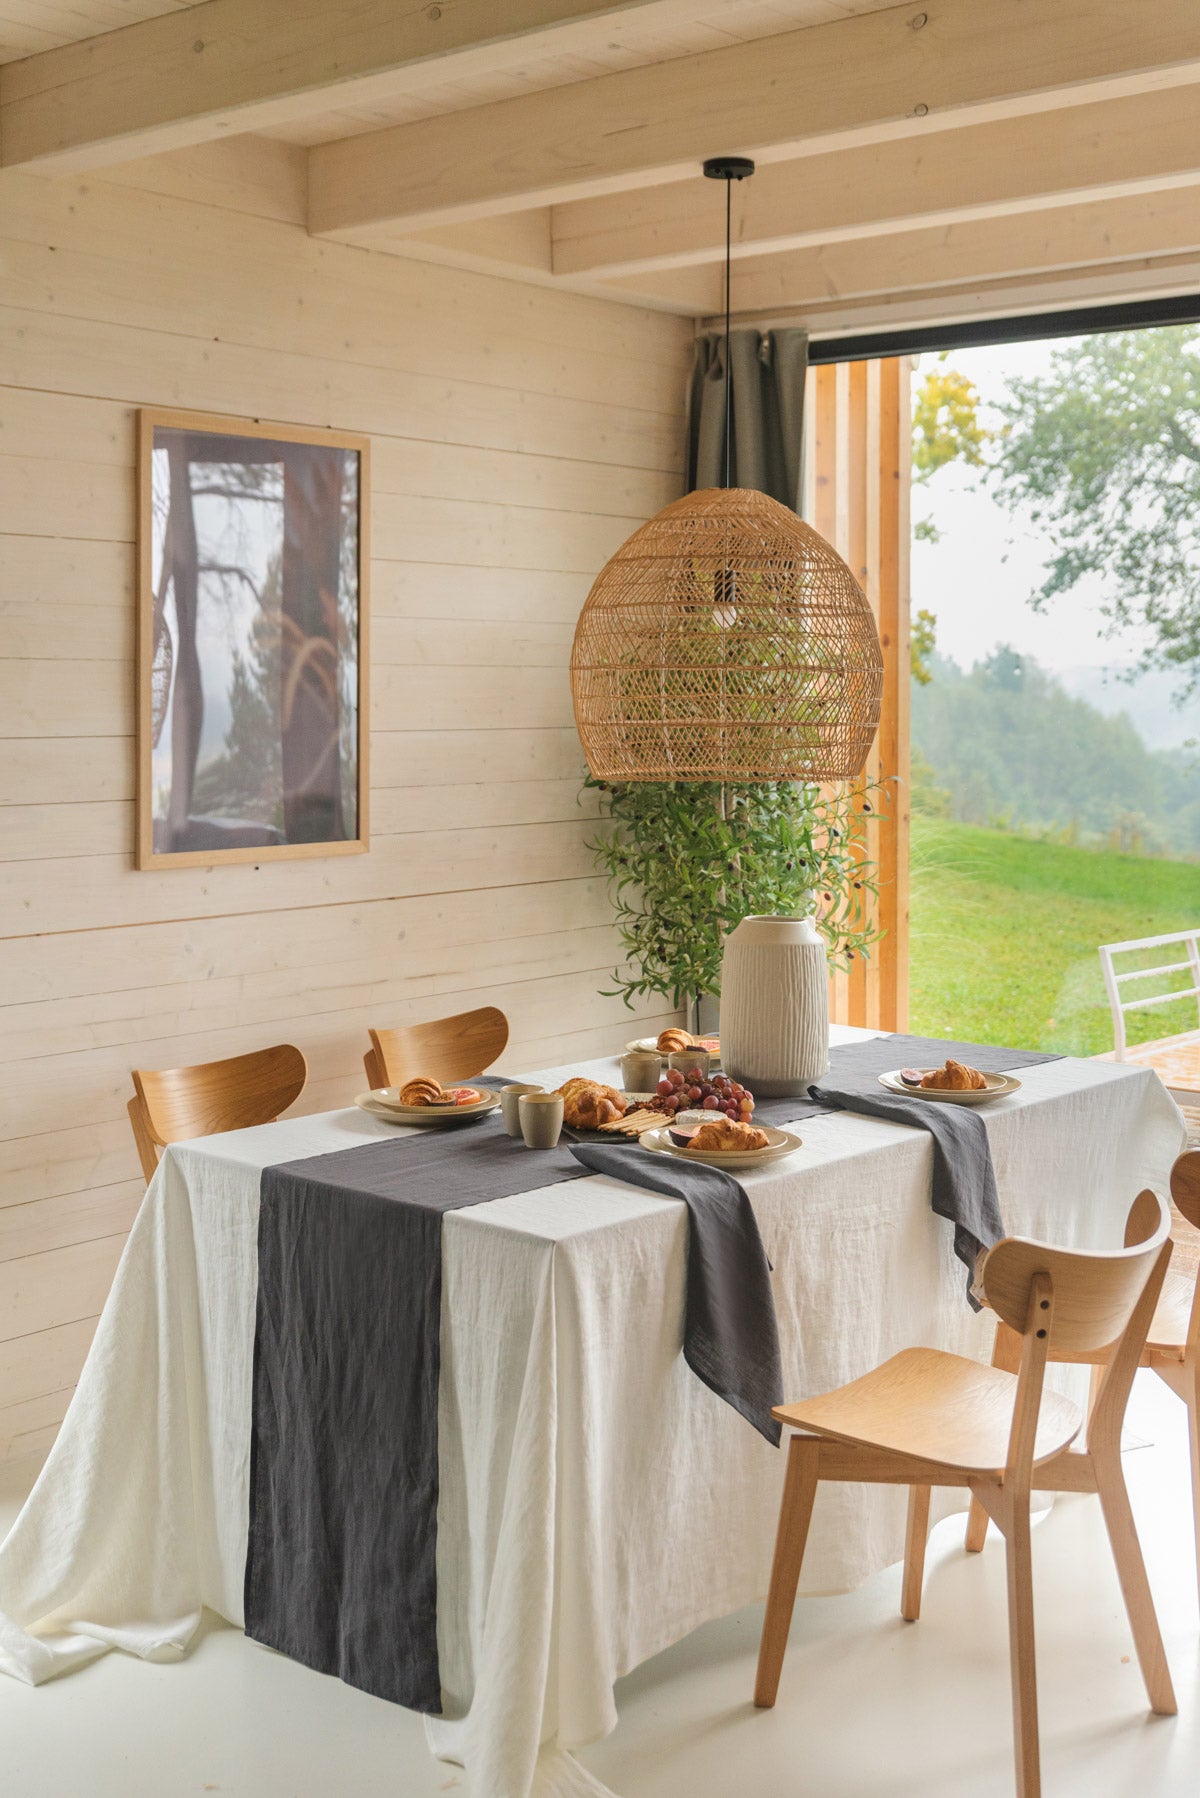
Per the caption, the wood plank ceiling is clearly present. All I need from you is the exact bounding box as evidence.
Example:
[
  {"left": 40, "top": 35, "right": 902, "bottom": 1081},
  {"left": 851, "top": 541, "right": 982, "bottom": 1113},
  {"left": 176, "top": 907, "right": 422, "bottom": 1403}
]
[{"left": 4, "top": 0, "right": 1200, "bottom": 338}]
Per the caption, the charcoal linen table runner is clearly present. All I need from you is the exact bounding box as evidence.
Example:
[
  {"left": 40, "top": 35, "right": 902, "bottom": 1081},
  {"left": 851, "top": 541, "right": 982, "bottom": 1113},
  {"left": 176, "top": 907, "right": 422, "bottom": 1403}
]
[
  {"left": 748, "top": 1033, "right": 1063, "bottom": 1127},
  {"left": 245, "top": 1112, "right": 588, "bottom": 1713}
]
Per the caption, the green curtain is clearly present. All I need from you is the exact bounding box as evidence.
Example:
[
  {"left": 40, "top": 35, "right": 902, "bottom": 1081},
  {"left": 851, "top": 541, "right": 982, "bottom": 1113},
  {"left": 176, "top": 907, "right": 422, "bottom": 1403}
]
[{"left": 685, "top": 326, "right": 809, "bottom": 512}]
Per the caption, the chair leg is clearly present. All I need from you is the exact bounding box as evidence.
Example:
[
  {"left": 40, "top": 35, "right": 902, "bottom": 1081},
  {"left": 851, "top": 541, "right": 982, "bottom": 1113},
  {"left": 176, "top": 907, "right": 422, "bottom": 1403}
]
[
  {"left": 1087, "top": 1361, "right": 1105, "bottom": 1428},
  {"left": 964, "top": 1490, "right": 990, "bottom": 1553},
  {"left": 755, "top": 1435, "right": 820, "bottom": 1709},
  {"left": 1093, "top": 1447, "right": 1177, "bottom": 1716},
  {"left": 1185, "top": 1363, "right": 1200, "bottom": 1614},
  {"left": 968, "top": 1322, "right": 1023, "bottom": 1552},
  {"left": 901, "top": 1484, "right": 931, "bottom": 1622},
  {"left": 1005, "top": 1499, "right": 1042, "bottom": 1798}
]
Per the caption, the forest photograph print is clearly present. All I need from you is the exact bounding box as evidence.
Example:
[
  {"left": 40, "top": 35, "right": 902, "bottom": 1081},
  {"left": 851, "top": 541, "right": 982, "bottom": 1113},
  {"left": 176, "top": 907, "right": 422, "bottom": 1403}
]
[{"left": 136, "top": 410, "right": 368, "bottom": 868}]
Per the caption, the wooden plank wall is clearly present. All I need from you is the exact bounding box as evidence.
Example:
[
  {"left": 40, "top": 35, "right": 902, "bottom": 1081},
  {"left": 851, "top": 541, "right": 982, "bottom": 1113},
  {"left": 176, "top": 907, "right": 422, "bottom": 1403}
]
[
  {"left": 0, "top": 139, "right": 692, "bottom": 1465},
  {"left": 806, "top": 356, "right": 911, "bottom": 1032}
]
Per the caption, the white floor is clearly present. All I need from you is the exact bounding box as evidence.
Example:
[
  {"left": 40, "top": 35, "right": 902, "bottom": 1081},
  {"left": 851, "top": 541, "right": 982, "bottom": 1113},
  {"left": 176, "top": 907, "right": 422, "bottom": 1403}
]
[{"left": 2, "top": 1372, "right": 1197, "bottom": 1798}]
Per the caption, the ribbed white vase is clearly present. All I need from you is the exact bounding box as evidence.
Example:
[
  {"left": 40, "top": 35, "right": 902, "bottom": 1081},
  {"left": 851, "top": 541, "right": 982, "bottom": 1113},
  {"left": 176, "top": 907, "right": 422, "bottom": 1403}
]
[{"left": 720, "top": 915, "right": 830, "bottom": 1096}]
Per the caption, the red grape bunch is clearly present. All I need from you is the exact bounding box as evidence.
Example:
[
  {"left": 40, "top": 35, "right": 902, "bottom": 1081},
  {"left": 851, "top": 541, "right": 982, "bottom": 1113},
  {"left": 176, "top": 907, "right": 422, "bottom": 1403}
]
[{"left": 655, "top": 1066, "right": 755, "bottom": 1121}]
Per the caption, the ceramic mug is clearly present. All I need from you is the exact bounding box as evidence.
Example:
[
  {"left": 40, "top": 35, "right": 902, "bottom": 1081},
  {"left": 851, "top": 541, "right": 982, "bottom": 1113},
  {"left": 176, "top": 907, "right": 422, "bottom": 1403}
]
[
  {"left": 519, "top": 1091, "right": 564, "bottom": 1150},
  {"left": 621, "top": 1049, "right": 662, "bottom": 1093},
  {"left": 501, "top": 1081, "right": 543, "bottom": 1136},
  {"left": 668, "top": 1048, "right": 712, "bottom": 1079}
]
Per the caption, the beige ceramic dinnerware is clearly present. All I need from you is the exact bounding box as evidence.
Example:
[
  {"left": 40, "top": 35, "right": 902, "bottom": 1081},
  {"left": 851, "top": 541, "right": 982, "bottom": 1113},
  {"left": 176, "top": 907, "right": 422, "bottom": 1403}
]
[
  {"left": 621, "top": 1049, "right": 664, "bottom": 1094},
  {"left": 502, "top": 1081, "right": 545, "bottom": 1136},
  {"left": 877, "top": 1069, "right": 1021, "bottom": 1106},
  {"left": 640, "top": 1124, "right": 803, "bottom": 1168},
  {"left": 519, "top": 1091, "right": 565, "bottom": 1150},
  {"left": 355, "top": 1087, "right": 502, "bottom": 1125}
]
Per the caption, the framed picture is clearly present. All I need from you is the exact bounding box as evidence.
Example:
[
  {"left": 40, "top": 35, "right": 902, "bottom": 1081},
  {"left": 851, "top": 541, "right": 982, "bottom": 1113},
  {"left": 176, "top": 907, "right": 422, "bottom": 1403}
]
[{"left": 136, "top": 409, "right": 370, "bottom": 868}]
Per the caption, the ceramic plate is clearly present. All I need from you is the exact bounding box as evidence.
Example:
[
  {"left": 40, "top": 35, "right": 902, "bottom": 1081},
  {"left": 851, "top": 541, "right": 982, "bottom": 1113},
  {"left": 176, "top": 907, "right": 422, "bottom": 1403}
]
[
  {"left": 877, "top": 1069, "right": 1021, "bottom": 1106},
  {"left": 355, "top": 1086, "right": 501, "bottom": 1125},
  {"left": 639, "top": 1124, "right": 802, "bottom": 1167}
]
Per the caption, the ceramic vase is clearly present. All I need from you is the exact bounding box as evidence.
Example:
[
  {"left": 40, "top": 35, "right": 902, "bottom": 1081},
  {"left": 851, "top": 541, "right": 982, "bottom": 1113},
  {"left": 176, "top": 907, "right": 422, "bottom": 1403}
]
[{"left": 720, "top": 915, "right": 829, "bottom": 1096}]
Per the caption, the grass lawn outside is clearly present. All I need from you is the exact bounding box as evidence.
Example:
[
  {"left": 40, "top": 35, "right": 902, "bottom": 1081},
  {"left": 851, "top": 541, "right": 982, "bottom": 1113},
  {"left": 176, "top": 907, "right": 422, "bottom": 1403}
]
[{"left": 907, "top": 816, "right": 1200, "bottom": 1056}]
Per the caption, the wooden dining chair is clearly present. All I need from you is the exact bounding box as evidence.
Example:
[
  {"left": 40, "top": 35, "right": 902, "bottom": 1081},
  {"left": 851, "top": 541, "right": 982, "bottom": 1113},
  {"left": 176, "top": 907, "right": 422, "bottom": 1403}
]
[
  {"left": 127, "top": 1043, "right": 308, "bottom": 1181},
  {"left": 967, "top": 1150, "right": 1200, "bottom": 1602},
  {"left": 755, "top": 1190, "right": 1175, "bottom": 1798},
  {"left": 362, "top": 1006, "right": 509, "bottom": 1089}
]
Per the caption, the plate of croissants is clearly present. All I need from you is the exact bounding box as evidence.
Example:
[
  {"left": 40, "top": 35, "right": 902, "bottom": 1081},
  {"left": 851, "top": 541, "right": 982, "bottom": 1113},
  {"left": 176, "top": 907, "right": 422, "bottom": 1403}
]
[
  {"left": 626, "top": 1027, "right": 721, "bottom": 1060},
  {"left": 640, "top": 1114, "right": 803, "bottom": 1167},
  {"left": 356, "top": 1076, "right": 501, "bottom": 1124},
  {"left": 877, "top": 1060, "right": 1021, "bottom": 1105}
]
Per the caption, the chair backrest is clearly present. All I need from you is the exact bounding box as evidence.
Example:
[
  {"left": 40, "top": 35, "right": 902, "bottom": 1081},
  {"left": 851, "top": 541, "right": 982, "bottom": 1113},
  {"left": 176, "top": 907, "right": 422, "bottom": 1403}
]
[
  {"left": 364, "top": 1006, "right": 509, "bottom": 1090},
  {"left": 983, "top": 1190, "right": 1172, "bottom": 1484},
  {"left": 981, "top": 1188, "right": 1172, "bottom": 1358},
  {"left": 1172, "top": 1150, "right": 1200, "bottom": 1233},
  {"left": 128, "top": 1043, "right": 308, "bottom": 1181},
  {"left": 1098, "top": 929, "right": 1200, "bottom": 1057}
]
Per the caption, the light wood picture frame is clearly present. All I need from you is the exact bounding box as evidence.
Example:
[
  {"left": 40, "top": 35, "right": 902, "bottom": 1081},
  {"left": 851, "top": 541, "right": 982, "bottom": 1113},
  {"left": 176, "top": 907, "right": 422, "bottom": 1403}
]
[{"left": 136, "top": 408, "right": 370, "bottom": 869}]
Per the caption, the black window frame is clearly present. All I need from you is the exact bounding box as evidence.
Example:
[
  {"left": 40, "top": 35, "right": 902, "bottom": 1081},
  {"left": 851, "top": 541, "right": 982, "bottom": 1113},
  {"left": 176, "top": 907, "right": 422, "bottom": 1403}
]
[{"left": 807, "top": 293, "right": 1200, "bottom": 365}]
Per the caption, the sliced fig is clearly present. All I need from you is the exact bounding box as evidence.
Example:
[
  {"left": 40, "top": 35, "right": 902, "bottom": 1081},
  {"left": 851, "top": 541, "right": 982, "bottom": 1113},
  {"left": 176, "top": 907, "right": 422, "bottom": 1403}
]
[
  {"left": 668, "top": 1122, "right": 703, "bottom": 1147},
  {"left": 898, "top": 1068, "right": 925, "bottom": 1087}
]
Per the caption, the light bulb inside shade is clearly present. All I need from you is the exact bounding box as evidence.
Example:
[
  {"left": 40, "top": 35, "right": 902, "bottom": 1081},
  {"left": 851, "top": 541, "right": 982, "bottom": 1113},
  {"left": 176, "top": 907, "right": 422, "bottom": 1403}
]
[{"left": 712, "top": 565, "right": 737, "bottom": 629}]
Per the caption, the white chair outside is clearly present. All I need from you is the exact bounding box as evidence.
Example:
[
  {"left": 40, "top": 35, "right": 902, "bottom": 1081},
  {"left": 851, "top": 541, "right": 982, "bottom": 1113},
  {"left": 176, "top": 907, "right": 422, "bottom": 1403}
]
[{"left": 1098, "top": 929, "right": 1200, "bottom": 1106}]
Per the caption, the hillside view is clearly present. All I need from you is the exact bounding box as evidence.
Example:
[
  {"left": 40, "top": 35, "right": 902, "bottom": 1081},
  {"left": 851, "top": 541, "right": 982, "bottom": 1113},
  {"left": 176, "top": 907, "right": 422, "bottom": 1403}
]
[
  {"left": 912, "top": 648, "right": 1199, "bottom": 859},
  {"left": 905, "top": 327, "right": 1199, "bottom": 1055}
]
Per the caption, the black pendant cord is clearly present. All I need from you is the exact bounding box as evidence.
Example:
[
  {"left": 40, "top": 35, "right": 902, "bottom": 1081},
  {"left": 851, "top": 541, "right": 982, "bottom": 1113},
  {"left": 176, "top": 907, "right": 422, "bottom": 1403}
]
[
  {"left": 703, "top": 155, "right": 754, "bottom": 489},
  {"left": 723, "top": 173, "right": 732, "bottom": 491}
]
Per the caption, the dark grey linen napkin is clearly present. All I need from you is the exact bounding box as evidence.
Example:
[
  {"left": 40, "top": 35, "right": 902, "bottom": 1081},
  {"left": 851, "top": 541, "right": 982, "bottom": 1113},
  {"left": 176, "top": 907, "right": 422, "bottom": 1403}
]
[
  {"left": 805, "top": 1038, "right": 1063, "bottom": 1304},
  {"left": 569, "top": 1141, "right": 784, "bottom": 1446},
  {"left": 807, "top": 1078, "right": 1004, "bottom": 1306}
]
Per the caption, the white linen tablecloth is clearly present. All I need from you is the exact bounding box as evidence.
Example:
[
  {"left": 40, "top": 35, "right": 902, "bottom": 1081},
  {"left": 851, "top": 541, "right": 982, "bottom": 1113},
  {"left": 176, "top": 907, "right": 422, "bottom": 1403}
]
[{"left": 0, "top": 1029, "right": 1186, "bottom": 1797}]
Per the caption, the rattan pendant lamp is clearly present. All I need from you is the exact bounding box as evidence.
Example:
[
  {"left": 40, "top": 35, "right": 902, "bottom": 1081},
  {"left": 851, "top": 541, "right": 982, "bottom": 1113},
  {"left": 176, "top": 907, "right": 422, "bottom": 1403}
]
[{"left": 570, "top": 157, "right": 884, "bottom": 783}]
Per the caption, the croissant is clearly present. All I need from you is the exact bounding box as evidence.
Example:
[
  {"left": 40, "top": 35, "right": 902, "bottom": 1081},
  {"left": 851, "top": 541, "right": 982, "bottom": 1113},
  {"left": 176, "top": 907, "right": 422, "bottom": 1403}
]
[
  {"left": 399, "top": 1075, "right": 449, "bottom": 1106},
  {"left": 657, "top": 1027, "right": 694, "bottom": 1054},
  {"left": 555, "top": 1079, "right": 627, "bottom": 1130},
  {"left": 688, "top": 1118, "right": 770, "bottom": 1152},
  {"left": 921, "top": 1059, "right": 987, "bottom": 1092}
]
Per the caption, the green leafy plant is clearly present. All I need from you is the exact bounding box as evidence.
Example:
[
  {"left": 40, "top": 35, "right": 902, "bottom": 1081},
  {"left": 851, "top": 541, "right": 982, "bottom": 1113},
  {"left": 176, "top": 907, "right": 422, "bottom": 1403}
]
[{"left": 585, "top": 775, "right": 884, "bottom": 1009}]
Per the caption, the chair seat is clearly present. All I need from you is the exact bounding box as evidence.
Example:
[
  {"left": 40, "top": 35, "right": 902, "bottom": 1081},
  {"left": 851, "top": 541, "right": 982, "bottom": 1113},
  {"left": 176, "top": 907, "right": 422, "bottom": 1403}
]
[
  {"left": 773, "top": 1347, "right": 1083, "bottom": 1474},
  {"left": 1145, "top": 1264, "right": 1197, "bottom": 1355}
]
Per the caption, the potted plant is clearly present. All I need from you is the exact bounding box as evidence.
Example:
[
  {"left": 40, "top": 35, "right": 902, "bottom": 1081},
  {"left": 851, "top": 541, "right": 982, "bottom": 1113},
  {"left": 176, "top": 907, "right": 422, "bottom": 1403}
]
[{"left": 584, "top": 775, "right": 882, "bottom": 1029}]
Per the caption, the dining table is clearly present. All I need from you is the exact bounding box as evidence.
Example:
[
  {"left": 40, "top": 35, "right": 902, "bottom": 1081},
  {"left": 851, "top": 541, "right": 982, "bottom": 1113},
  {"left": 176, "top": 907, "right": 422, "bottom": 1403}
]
[{"left": 0, "top": 1024, "right": 1187, "bottom": 1798}]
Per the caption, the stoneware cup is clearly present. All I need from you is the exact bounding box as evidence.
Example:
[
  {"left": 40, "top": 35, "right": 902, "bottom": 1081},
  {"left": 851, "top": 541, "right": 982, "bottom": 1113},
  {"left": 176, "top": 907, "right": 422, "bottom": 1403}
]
[
  {"left": 621, "top": 1049, "right": 662, "bottom": 1093},
  {"left": 519, "top": 1091, "right": 564, "bottom": 1150},
  {"left": 501, "top": 1081, "right": 543, "bottom": 1136},
  {"left": 668, "top": 1048, "right": 712, "bottom": 1080}
]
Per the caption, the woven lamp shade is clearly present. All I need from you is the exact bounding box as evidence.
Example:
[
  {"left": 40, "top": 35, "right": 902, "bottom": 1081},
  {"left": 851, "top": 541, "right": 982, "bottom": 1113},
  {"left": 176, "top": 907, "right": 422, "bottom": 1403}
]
[{"left": 570, "top": 486, "right": 883, "bottom": 782}]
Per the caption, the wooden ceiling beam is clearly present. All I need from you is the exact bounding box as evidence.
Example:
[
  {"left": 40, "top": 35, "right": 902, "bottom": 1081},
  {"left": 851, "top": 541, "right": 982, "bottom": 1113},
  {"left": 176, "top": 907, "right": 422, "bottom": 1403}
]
[
  {"left": 551, "top": 84, "right": 1200, "bottom": 278},
  {"left": 0, "top": 0, "right": 709, "bottom": 171},
  {"left": 309, "top": 0, "right": 1200, "bottom": 241},
  {"left": 612, "top": 184, "right": 1200, "bottom": 316},
  {"left": 743, "top": 252, "right": 1200, "bottom": 344}
]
